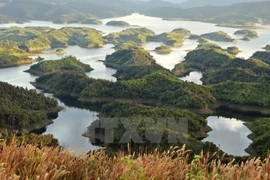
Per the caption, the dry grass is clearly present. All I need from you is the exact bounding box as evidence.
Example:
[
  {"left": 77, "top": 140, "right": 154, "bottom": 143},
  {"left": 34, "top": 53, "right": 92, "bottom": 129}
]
[{"left": 0, "top": 140, "right": 269, "bottom": 180}]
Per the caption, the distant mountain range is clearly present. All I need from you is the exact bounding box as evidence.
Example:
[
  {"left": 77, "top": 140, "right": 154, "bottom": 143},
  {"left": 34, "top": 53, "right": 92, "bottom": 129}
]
[{"left": 0, "top": 0, "right": 269, "bottom": 26}]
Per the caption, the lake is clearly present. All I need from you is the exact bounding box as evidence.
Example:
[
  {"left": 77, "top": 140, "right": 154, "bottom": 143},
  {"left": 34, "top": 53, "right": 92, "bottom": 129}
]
[{"left": 0, "top": 13, "right": 264, "bottom": 155}]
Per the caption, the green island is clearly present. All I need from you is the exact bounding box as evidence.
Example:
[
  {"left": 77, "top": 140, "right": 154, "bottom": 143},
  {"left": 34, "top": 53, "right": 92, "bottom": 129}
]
[
  {"left": 106, "top": 20, "right": 130, "bottom": 27},
  {"left": 154, "top": 45, "right": 173, "bottom": 53},
  {"left": 0, "top": 82, "right": 61, "bottom": 134},
  {"left": 104, "top": 28, "right": 155, "bottom": 44},
  {"left": 147, "top": 28, "right": 190, "bottom": 47},
  {"left": 200, "top": 31, "right": 237, "bottom": 42},
  {"left": 234, "top": 29, "right": 258, "bottom": 41},
  {"left": 226, "top": 46, "right": 241, "bottom": 55},
  {"left": 25, "top": 56, "right": 93, "bottom": 76},
  {"left": 263, "top": 44, "right": 270, "bottom": 51}
]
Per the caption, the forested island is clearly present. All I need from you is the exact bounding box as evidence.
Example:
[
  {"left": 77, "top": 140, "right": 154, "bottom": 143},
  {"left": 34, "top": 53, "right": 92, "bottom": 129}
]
[
  {"left": 201, "top": 31, "right": 237, "bottom": 42},
  {"left": 106, "top": 21, "right": 130, "bottom": 27},
  {"left": 234, "top": 29, "right": 258, "bottom": 41},
  {"left": 154, "top": 45, "right": 173, "bottom": 53},
  {"left": 26, "top": 56, "right": 93, "bottom": 76}
]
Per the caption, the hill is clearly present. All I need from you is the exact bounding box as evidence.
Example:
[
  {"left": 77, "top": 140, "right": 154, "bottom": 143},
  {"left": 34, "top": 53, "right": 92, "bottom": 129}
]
[
  {"left": 144, "top": 1, "right": 270, "bottom": 26},
  {"left": 0, "top": 82, "right": 61, "bottom": 133}
]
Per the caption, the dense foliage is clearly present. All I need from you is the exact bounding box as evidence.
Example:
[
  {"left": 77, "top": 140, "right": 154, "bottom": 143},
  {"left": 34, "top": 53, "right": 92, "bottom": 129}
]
[
  {"left": 147, "top": 28, "right": 189, "bottom": 47},
  {"left": 0, "top": 27, "right": 105, "bottom": 52},
  {"left": 202, "top": 58, "right": 270, "bottom": 84},
  {"left": 106, "top": 21, "right": 130, "bottom": 27},
  {"left": 104, "top": 49, "right": 155, "bottom": 69},
  {"left": 144, "top": 1, "right": 270, "bottom": 26},
  {"left": 249, "top": 118, "right": 270, "bottom": 157},
  {"left": 212, "top": 81, "right": 270, "bottom": 107},
  {"left": 201, "top": 31, "right": 237, "bottom": 42},
  {"left": 26, "top": 56, "right": 93, "bottom": 76},
  {"left": 104, "top": 28, "right": 155, "bottom": 44},
  {"left": 0, "top": 82, "right": 60, "bottom": 131},
  {"left": 251, "top": 51, "right": 270, "bottom": 65}
]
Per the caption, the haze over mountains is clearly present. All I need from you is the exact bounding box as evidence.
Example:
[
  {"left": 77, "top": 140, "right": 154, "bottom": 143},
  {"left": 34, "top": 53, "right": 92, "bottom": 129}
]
[{"left": 135, "top": 0, "right": 266, "bottom": 8}]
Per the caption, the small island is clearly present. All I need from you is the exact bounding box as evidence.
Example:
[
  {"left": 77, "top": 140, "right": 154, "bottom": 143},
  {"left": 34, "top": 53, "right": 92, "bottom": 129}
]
[
  {"left": 201, "top": 31, "right": 237, "bottom": 43},
  {"left": 154, "top": 45, "right": 173, "bottom": 54},
  {"left": 147, "top": 28, "right": 190, "bottom": 47},
  {"left": 226, "top": 46, "right": 241, "bottom": 55},
  {"left": 106, "top": 20, "right": 130, "bottom": 27},
  {"left": 234, "top": 29, "right": 258, "bottom": 41},
  {"left": 26, "top": 56, "right": 93, "bottom": 76},
  {"left": 54, "top": 49, "right": 67, "bottom": 54}
]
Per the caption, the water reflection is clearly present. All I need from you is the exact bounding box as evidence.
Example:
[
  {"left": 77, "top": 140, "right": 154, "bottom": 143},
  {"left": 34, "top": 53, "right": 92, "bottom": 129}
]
[{"left": 203, "top": 116, "right": 252, "bottom": 156}]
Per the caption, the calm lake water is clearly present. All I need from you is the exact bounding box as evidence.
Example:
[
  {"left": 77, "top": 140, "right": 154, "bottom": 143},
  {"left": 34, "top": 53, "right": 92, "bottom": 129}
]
[{"left": 0, "top": 13, "right": 265, "bottom": 155}]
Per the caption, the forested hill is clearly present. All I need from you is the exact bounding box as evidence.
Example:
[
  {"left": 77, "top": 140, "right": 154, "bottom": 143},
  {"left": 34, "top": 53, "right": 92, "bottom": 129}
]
[
  {"left": 144, "top": 1, "right": 270, "bottom": 25},
  {"left": 179, "top": 0, "right": 265, "bottom": 8},
  {"left": 0, "top": 82, "right": 61, "bottom": 133}
]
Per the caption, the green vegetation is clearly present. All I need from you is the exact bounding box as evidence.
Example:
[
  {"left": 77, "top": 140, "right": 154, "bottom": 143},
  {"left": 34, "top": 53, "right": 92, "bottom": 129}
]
[
  {"left": 106, "top": 20, "right": 130, "bottom": 27},
  {"left": 144, "top": 2, "right": 270, "bottom": 26},
  {"left": 182, "top": 48, "right": 236, "bottom": 71},
  {"left": 53, "top": 13, "right": 102, "bottom": 25},
  {"left": 248, "top": 118, "right": 270, "bottom": 157},
  {"left": 263, "top": 44, "right": 270, "bottom": 51},
  {"left": 84, "top": 101, "right": 209, "bottom": 149},
  {"left": 147, "top": 28, "right": 190, "bottom": 47},
  {"left": 212, "top": 81, "right": 270, "bottom": 107},
  {"left": 104, "top": 49, "right": 155, "bottom": 69},
  {"left": 154, "top": 45, "right": 173, "bottom": 53},
  {"left": 234, "top": 29, "right": 258, "bottom": 41},
  {"left": 0, "top": 27, "right": 105, "bottom": 67},
  {"left": 0, "top": 82, "right": 61, "bottom": 133},
  {"left": 113, "top": 42, "right": 141, "bottom": 50},
  {"left": 34, "top": 69, "right": 216, "bottom": 110},
  {"left": 201, "top": 58, "right": 270, "bottom": 84},
  {"left": 201, "top": 31, "right": 237, "bottom": 42},
  {"left": 26, "top": 56, "right": 93, "bottom": 76},
  {"left": 226, "top": 46, "right": 241, "bottom": 55},
  {"left": 113, "top": 63, "right": 172, "bottom": 80},
  {"left": 251, "top": 51, "right": 270, "bottom": 65},
  {"left": 104, "top": 28, "right": 155, "bottom": 44},
  {"left": 197, "top": 42, "right": 222, "bottom": 50},
  {"left": 0, "top": 27, "right": 105, "bottom": 51}
]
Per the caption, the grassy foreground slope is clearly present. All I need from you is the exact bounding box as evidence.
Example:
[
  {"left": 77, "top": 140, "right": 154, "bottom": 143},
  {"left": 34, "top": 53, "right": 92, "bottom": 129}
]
[{"left": 0, "top": 140, "right": 268, "bottom": 179}]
